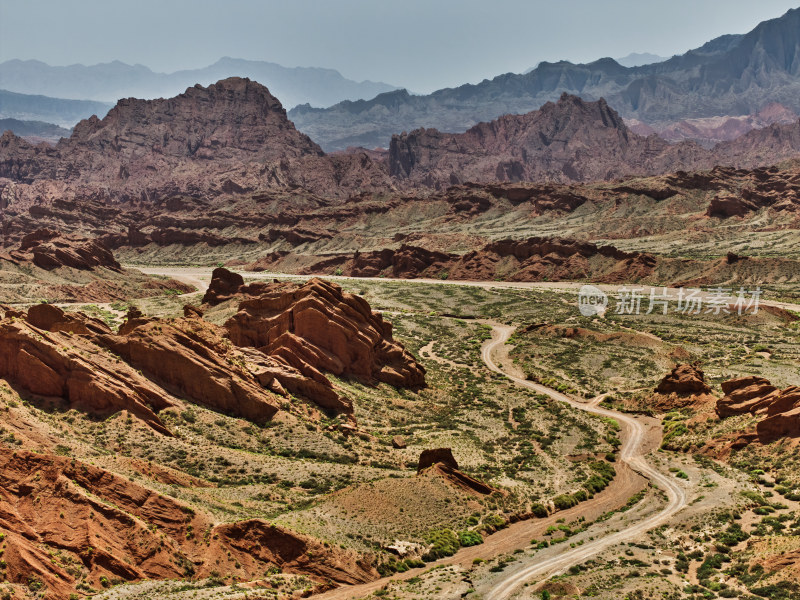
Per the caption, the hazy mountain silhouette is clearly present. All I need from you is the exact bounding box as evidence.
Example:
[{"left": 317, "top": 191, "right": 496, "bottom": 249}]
[{"left": 0, "top": 57, "right": 399, "bottom": 109}]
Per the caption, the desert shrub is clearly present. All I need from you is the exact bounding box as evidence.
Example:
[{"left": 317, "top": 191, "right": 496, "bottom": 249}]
[
  {"left": 458, "top": 530, "right": 483, "bottom": 547},
  {"left": 423, "top": 529, "right": 460, "bottom": 560},
  {"left": 482, "top": 514, "right": 507, "bottom": 531},
  {"left": 716, "top": 523, "right": 749, "bottom": 547},
  {"left": 531, "top": 503, "right": 549, "bottom": 518},
  {"left": 553, "top": 494, "right": 578, "bottom": 510}
]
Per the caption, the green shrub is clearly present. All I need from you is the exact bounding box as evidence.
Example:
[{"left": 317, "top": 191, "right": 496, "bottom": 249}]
[
  {"left": 423, "top": 529, "right": 460, "bottom": 560},
  {"left": 531, "top": 503, "right": 549, "bottom": 518},
  {"left": 458, "top": 530, "right": 483, "bottom": 547},
  {"left": 553, "top": 494, "right": 578, "bottom": 510}
]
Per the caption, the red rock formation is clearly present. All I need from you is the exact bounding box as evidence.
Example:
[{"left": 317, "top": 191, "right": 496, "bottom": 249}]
[
  {"left": 716, "top": 376, "right": 779, "bottom": 417},
  {"left": 26, "top": 303, "right": 110, "bottom": 335},
  {"left": 388, "top": 94, "right": 711, "bottom": 188},
  {"left": 758, "top": 387, "right": 800, "bottom": 442},
  {"left": 713, "top": 376, "right": 800, "bottom": 444},
  {"left": 706, "top": 195, "right": 757, "bottom": 218},
  {"left": 254, "top": 237, "right": 659, "bottom": 284},
  {"left": 201, "top": 266, "right": 244, "bottom": 304},
  {"left": 0, "top": 450, "right": 378, "bottom": 599},
  {"left": 0, "top": 310, "right": 174, "bottom": 434},
  {"left": 224, "top": 278, "right": 426, "bottom": 388},
  {"left": 649, "top": 364, "right": 716, "bottom": 412},
  {"left": 98, "top": 308, "right": 352, "bottom": 420},
  {"left": 0, "top": 301, "right": 356, "bottom": 436},
  {"left": 416, "top": 448, "right": 496, "bottom": 495},
  {"left": 656, "top": 364, "right": 712, "bottom": 395},
  {"left": 13, "top": 228, "right": 121, "bottom": 271},
  {"left": 340, "top": 245, "right": 453, "bottom": 278},
  {"left": 417, "top": 448, "right": 459, "bottom": 472}
]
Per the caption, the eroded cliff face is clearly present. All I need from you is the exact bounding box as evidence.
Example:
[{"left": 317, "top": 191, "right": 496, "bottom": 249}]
[
  {"left": 217, "top": 275, "right": 426, "bottom": 389},
  {"left": 715, "top": 377, "right": 800, "bottom": 444},
  {"left": 0, "top": 449, "right": 378, "bottom": 599},
  {"left": 0, "top": 273, "right": 428, "bottom": 441},
  {"left": 0, "top": 282, "right": 429, "bottom": 596}
]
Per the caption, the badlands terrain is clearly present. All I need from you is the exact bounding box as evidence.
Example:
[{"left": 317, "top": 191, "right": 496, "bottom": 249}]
[{"left": 1, "top": 8, "right": 800, "bottom": 600}]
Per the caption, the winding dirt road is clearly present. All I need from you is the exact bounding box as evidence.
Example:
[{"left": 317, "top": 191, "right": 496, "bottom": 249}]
[{"left": 481, "top": 324, "right": 688, "bottom": 600}]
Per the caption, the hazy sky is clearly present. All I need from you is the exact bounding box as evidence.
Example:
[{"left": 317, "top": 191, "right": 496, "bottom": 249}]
[{"left": 1, "top": 0, "right": 797, "bottom": 93}]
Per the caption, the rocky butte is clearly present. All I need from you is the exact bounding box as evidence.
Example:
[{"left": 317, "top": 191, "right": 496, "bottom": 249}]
[{"left": 0, "top": 77, "right": 392, "bottom": 206}]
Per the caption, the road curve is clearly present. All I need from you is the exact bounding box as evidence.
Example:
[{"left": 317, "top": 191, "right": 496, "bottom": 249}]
[{"left": 481, "top": 324, "right": 688, "bottom": 600}]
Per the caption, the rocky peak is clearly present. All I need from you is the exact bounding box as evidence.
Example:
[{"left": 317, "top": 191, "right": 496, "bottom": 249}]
[
  {"left": 387, "top": 94, "right": 690, "bottom": 187},
  {"left": 0, "top": 77, "right": 393, "bottom": 201},
  {"left": 62, "top": 77, "right": 324, "bottom": 160}
]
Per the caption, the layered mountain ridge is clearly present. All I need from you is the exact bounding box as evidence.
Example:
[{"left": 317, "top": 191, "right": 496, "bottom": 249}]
[
  {"left": 388, "top": 93, "right": 800, "bottom": 187},
  {"left": 0, "top": 77, "right": 392, "bottom": 203},
  {"left": 289, "top": 8, "right": 800, "bottom": 150}
]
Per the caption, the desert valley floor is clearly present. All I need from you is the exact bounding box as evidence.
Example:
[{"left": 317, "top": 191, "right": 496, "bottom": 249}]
[{"left": 0, "top": 263, "right": 798, "bottom": 600}]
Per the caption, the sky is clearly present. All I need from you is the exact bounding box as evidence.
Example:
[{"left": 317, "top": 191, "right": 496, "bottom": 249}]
[{"left": 0, "top": 0, "right": 798, "bottom": 94}]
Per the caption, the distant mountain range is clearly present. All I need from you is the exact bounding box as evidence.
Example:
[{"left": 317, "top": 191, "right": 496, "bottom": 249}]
[
  {"left": 614, "top": 52, "right": 669, "bottom": 68},
  {"left": 0, "top": 89, "right": 113, "bottom": 129},
  {"left": 3, "top": 77, "right": 799, "bottom": 210},
  {"left": 0, "top": 118, "right": 71, "bottom": 144},
  {"left": 0, "top": 57, "right": 399, "bottom": 109},
  {"left": 289, "top": 8, "right": 800, "bottom": 150}
]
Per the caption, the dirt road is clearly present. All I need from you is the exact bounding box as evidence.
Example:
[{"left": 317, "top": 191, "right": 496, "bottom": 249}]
[
  {"left": 127, "top": 265, "right": 800, "bottom": 313},
  {"left": 481, "top": 324, "right": 688, "bottom": 600},
  {"left": 135, "top": 266, "right": 210, "bottom": 294}
]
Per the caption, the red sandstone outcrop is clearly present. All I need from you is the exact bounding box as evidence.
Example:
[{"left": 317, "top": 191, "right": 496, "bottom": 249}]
[
  {"left": 12, "top": 228, "right": 121, "bottom": 271},
  {"left": 417, "top": 448, "right": 460, "bottom": 472},
  {"left": 650, "top": 364, "right": 716, "bottom": 412},
  {"left": 223, "top": 277, "right": 426, "bottom": 388},
  {"left": 716, "top": 376, "right": 779, "bottom": 417},
  {"left": 26, "top": 302, "right": 111, "bottom": 335},
  {"left": 656, "top": 364, "right": 712, "bottom": 395},
  {"left": 0, "top": 307, "right": 174, "bottom": 434},
  {"left": 416, "top": 448, "right": 497, "bottom": 495},
  {"left": 98, "top": 308, "right": 352, "bottom": 420},
  {"left": 452, "top": 237, "right": 657, "bottom": 283},
  {"left": 0, "top": 301, "right": 355, "bottom": 436},
  {"left": 713, "top": 376, "right": 800, "bottom": 445},
  {"left": 272, "top": 237, "right": 658, "bottom": 284},
  {"left": 201, "top": 266, "right": 245, "bottom": 304},
  {"left": 0, "top": 449, "right": 377, "bottom": 599}
]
